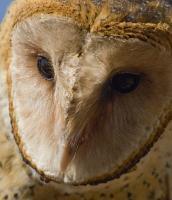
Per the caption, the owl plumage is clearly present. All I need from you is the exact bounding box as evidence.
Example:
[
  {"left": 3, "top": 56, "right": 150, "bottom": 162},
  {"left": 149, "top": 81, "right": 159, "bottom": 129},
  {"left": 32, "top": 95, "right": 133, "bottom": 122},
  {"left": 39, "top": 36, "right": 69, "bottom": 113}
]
[{"left": 0, "top": 0, "right": 172, "bottom": 199}]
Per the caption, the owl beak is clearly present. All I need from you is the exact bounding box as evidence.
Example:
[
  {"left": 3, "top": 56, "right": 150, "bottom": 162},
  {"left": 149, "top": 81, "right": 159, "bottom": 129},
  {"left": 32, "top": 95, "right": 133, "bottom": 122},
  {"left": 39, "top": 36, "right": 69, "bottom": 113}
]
[
  {"left": 58, "top": 142, "right": 75, "bottom": 172},
  {"left": 58, "top": 135, "right": 83, "bottom": 173}
]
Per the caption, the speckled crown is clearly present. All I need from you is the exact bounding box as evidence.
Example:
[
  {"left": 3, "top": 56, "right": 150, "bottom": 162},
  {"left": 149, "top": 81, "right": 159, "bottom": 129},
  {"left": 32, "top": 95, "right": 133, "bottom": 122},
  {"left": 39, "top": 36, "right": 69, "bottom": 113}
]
[{"left": 1, "top": 0, "right": 172, "bottom": 68}]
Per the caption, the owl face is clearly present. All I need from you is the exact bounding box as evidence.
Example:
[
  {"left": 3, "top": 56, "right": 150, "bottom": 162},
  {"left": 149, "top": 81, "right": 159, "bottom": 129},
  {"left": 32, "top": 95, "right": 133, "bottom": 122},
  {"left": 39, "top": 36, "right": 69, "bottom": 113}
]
[{"left": 8, "top": 14, "right": 172, "bottom": 185}]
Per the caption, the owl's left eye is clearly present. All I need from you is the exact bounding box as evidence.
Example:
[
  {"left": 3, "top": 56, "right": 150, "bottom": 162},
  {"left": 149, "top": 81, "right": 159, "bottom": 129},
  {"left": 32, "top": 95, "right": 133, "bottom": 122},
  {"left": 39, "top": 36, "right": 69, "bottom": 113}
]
[
  {"left": 37, "top": 56, "right": 54, "bottom": 80},
  {"left": 110, "top": 72, "right": 141, "bottom": 94}
]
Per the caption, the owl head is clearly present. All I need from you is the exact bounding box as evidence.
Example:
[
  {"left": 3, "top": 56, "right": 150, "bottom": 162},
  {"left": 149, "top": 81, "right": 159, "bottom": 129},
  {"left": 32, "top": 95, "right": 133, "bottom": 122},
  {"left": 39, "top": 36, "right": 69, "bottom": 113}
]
[{"left": 0, "top": 0, "right": 172, "bottom": 185}]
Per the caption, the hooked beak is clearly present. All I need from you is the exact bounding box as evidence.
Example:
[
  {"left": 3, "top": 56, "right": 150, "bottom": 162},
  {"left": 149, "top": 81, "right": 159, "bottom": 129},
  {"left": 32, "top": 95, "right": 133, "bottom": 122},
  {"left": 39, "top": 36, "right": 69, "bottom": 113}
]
[{"left": 58, "top": 131, "right": 84, "bottom": 172}]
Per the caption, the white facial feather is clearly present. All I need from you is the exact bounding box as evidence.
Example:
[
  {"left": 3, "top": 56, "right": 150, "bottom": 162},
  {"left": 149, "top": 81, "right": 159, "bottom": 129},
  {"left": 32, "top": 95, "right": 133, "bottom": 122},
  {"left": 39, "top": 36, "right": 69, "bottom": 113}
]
[{"left": 9, "top": 15, "right": 172, "bottom": 184}]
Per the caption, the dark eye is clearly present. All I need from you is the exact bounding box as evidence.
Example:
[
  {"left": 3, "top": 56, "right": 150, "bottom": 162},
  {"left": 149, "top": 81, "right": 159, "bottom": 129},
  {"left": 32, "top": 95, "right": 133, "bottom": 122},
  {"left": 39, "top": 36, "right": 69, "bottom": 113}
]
[
  {"left": 110, "top": 72, "right": 141, "bottom": 94},
  {"left": 37, "top": 56, "right": 54, "bottom": 80}
]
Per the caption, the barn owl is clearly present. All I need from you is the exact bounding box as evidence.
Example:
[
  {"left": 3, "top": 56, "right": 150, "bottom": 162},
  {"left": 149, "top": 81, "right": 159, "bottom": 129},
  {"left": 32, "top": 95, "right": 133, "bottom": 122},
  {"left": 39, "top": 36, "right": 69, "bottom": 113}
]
[{"left": 0, "top": 0, "right": 172, "bottom": 199}]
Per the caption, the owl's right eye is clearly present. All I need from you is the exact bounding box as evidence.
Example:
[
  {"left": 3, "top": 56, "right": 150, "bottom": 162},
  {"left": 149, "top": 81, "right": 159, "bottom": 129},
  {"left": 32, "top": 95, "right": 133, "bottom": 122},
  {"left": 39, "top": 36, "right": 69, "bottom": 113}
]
[{"left": 37, "top": 56, "right": 54, "bottom": 80}]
